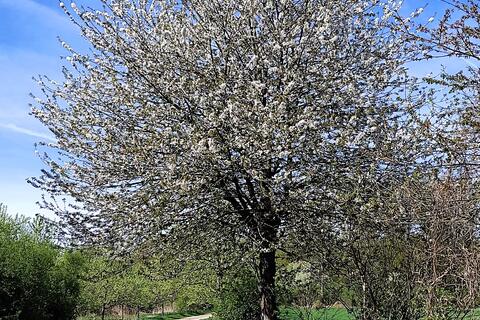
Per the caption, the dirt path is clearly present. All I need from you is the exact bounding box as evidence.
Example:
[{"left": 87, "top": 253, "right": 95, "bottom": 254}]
[{"left": 179, "top": 314, "right": 212, "bottom": 320}]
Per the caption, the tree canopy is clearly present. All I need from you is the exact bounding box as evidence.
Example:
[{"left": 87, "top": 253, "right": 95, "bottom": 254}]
[{"left": 29, "top": 1, "right": 455, "bottom": 319}]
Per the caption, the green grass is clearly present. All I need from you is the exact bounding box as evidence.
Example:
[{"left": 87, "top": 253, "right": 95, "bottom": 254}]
[
  {"left": 78, "top": 311, "right": 205, "bottom": 320},
  {"left": 280, "top": 307, "right": 480, "bottom": 320},
  {"left": 142, "top": 311, "right": 204, "bottom": 320},
  {"left": 464, "top": 309, "right": 480, "bottom": 319},
  {"left": 78, "top": 316, "right": 137, "bottom": 320},
  {"left": 280, "top": 307, "right": 352, "bottom": 320}
]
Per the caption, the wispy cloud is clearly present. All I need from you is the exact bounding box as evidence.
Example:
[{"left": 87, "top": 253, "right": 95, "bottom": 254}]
[
  {"left": 0, "top": 0, "right": 70, "bottom": 25},
  {"left": 0, "top": 123, "right": 56, "bottom": 142}
]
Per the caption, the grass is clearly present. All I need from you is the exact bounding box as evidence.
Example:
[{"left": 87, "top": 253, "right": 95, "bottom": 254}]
[
  {"left": 280, "top": 307, "right": 352, "bottom": 320},
  {"left": 78, "top": 310, "right": 205, "bottom": 320},
  {"left": 463, "top": 309, "right": 480, "bottom": 320},
  {"left": 280, "top": 307, "right": 480, "bottom": 320},
  {"left": 142, "top": 311, "right": 204, "bottom": 320}
]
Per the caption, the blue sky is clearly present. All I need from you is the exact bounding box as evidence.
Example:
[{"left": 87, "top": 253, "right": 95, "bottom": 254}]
[
  {"left": 0, "top": 0, "right": 83, "bottom": 217},
  {"left": 0, "top": 0, "right": 470, "bottom": 218}
]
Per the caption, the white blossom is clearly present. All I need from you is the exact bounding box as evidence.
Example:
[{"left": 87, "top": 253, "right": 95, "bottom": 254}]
[{"left": 29, "top": 1, "right": 430, "bottom": 317}]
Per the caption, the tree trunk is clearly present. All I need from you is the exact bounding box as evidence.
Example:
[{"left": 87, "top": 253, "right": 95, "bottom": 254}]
[
  {"left": 259, "top": 249, "right": 278, "bottom": 320},
  {"left": 101, "top": 303, "right": 106, "bottom": 320}
]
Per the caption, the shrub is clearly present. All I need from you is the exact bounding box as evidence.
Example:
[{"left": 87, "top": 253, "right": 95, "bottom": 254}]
[
  {"left": 0, "top": 206, "right": 84, "bottom": 320},
  {"left": 214, "top": 268, "right": 260, "bottom": 320}
]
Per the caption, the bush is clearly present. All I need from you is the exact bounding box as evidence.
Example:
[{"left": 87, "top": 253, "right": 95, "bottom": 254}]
[
  {"left": 0, "top": 206, "right": 84, "bottom": 320},
  {"left": 214, "top": 268, "right": 260, "bottom": 320}
]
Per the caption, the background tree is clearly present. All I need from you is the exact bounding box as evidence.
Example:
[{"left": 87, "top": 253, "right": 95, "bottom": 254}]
[
  {"left": 31, "top": 1, "right": 429, "bottom": 319},
  {"left": 407, "top": 0, "right": 480, "bottom": 168},
  {"left": 400, "top": 177, "right": 480, "bottom": 319},
  {"left": 77, "top": 250, "right": 218, "bottom": 319},
  {"left": 0, "top": 204, "right": 84, "bottom": 320}
]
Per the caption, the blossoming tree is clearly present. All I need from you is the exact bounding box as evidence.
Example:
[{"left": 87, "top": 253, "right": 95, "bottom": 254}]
[{"left": 30, "top": 1, "right": 425, "bottom": 319}]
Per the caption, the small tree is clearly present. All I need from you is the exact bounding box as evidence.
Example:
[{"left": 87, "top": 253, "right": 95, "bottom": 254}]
[
  {"left": 31, "top": 1, "right": 427, "bottom": 318},
  {"left": 399, "top": 177, "right": 480, "bottom": 319}
]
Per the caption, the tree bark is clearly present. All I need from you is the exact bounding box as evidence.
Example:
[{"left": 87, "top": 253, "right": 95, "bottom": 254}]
[{"left": 259, "top": 249, "right": 278, "bottom": 320}]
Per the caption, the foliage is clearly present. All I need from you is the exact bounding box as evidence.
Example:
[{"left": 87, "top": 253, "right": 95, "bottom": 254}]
[
  {"left": 78, "top": 310, "right": 205, "bottom": 320},
  {"left": 78, "top": 253, "right": 217, "bottom": 318},
  {"left": 213, "top": 268, "right": 260, "bottom": 320},
  {"left": 0, "top": 205, "right": 84, "bottom": 320},
  {"left": 276, "top": 258, "right": 335, "bottom": 309},
  {"left": 279, "top": 307, "right": 352, "bottom": 320}
]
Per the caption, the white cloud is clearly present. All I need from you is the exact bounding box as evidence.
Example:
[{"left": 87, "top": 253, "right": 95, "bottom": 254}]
[{"left": 0, "top": 123, "right": 56, "bottom": 142}]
